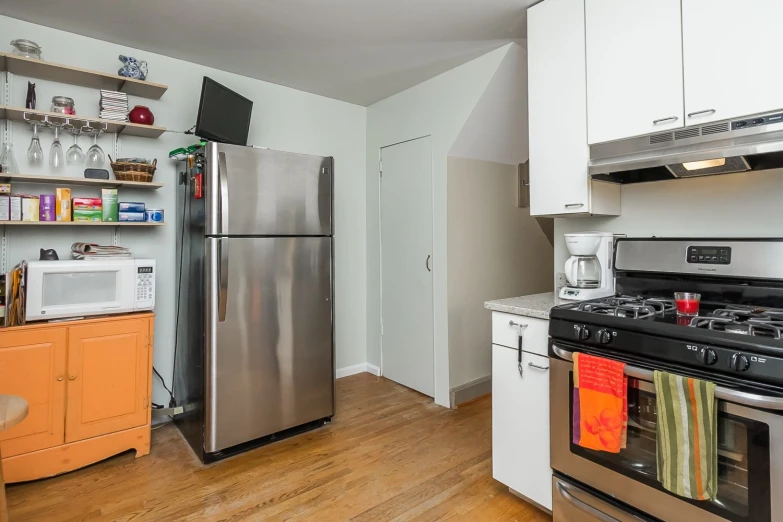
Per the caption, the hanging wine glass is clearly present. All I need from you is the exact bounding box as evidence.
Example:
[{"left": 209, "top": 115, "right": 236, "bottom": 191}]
[
  {"left": 66, "top": 128, "right": 85, "bottom": 166},
  {"left": 50, "top": 125, "right": 65, "bottom": 170},
  {"left": 27, "top": 122, "right": 44, "bottom": 165},
  {"left": 85, "top": 128, "right": 105, "bottom": 169},
  {"left": 0, "top": 142, "right": 20, "bottom": 173}
]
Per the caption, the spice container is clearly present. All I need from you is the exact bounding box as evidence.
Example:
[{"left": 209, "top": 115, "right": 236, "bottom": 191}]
[
  {"left": 10, "top": 39, "right": 42, "bottom": 60},
  {"left": 51, "top": 96, "right": 75, "bottom": 115}
]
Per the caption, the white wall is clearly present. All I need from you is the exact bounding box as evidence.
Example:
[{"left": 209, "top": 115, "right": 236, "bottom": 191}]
[
  {"left": 366, "top": 44, "right": 511, "bottom": 406},
  {"left": 555, "top": 170, "right": 783, "bottom": 271},
  {"left": 0, "top": 16, "right": 367, "bottom": 405},
  {"left": 447, "top": 157, "right": 553, "bottom": 389}
]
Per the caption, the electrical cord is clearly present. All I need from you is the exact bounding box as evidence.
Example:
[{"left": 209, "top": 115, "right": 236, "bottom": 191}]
[{"left": 153, "top": 366, "right": 176, "bottom": 408}]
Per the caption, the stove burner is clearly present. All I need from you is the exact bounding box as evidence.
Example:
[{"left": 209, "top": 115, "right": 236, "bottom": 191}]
[
  {"left": 576, "top": 296, "right": 675, "bottom": 320},
  {"left": 689, "top": 305, "right": 783, "bottom": 339}
]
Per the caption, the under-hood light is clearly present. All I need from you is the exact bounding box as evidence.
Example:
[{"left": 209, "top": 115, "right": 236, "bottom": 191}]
[{"left": 682, "top": 158, "right": 726, "bottom": 171}]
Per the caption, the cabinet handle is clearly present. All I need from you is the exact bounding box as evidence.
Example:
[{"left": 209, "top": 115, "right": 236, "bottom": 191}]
[
  {"left": 653, "top": 116, "right": 679, "bottom": 125},
  {"left": 57, "top": 376, "right": 64, "bottom": 381},
  {"left": 528, "top": 362, "right": 550, "bottom": 371},
  {"left": 68, "top": 375, "right": 77, "bottom": 381},
  {"left": 426, "top": 255, "right": 431, "bottom": 272},
  {"left": 564, "top": 203, "right": 584, "bottom": 208},
  {"left": 688, "top": 109, "right": 716, "bottom": 118},
  {"left": 509, "top": 320, "right": 528, "bottom": 328}
]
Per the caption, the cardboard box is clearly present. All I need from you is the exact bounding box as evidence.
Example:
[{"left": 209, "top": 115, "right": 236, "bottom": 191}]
[
  {"left": 0, "top": 196, "right": 9, "bottom": 221},
  {"left": 21, "top": 197, "right": 39, "bottom": 222},
  {"left": 56, "top": 188, "right": 71, "bottom": 222},
  {"left": 9, "top": 196, "right": 21, "bottom": 221},
  {"left": 39, "top": 194, "right": 55, "bottom": 221},
  {"left": 72, "top": 210, "right": 102, "bottom": 222},
  {"left": 72, "top": 197, "right": 102, "bottom": 210},
  {"left": 119, "top": 202, "right": 145, "bottom": 213},
  {"left": 101, "top": 188, "right": 118, "bottom": 222},
  {"left": 118, "top": 212, "right": 146, "bottom": 222},
  {"left": 0, "top": 183, "right": 11, "bottom": 195}
]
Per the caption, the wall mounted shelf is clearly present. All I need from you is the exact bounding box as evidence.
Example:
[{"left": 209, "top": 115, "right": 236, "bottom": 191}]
[
  {"left": 0, "top": 173, "right": 163, "bottom": 190},
  {"left": 0, "top": 53, "right": 168, "bottom": 99},
  {"left": 0, "top": 221, "right": 164, "bottom": 227},
  {"left": 0, "top": 106, "right": 166, "bottom": 138}
]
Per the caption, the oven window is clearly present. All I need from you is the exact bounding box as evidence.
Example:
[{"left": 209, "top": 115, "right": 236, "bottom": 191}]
[
  {"left": 570, "top": 377, "right": 770, "bottom": 522},
  {"left": 43, "top": 272, "right": 118, "bottom": 307}
]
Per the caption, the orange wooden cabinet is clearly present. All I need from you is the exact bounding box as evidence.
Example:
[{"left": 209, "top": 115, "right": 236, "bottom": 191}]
[{"left": 0, "top": 313, "right": 154, "bottom": 483}]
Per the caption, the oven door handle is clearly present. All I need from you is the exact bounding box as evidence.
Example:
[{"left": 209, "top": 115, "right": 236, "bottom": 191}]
[
  {"left": 555, "top": 480, "right": 626, "bottom": 522},
  {"left": 552, "top": 345, "right": 783, "bottom": 410}
]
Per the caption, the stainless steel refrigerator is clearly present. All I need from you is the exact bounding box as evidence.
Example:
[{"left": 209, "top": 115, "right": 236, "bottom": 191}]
[{"left": 174, "top": 142, "right": 334, "bottom": 463}]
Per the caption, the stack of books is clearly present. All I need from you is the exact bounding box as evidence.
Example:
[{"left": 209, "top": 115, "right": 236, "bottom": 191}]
[
  {"left": 99, "top": 90, "right": 129, "bottom": 121},
  {"left": 71, "top": 242, "right": 132, "bottom": 259}
]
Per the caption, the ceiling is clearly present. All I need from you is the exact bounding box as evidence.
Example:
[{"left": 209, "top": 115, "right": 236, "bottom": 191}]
[{"left": 0, "top": 0, "right": 532, "bottom": 106}]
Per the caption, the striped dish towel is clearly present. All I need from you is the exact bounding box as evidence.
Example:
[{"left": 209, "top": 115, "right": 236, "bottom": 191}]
[{"left": 654, "top": 370, "right": 717, "bottom": 501}]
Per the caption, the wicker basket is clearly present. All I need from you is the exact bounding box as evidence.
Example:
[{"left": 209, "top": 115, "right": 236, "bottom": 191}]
[{"left": 109, "top": 156, "right": 157, "bottom": 183}]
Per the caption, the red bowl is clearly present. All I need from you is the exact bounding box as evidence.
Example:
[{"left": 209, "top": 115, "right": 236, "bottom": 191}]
[{"left": 129, "top": 105, "right": 154, "bottom": 126}]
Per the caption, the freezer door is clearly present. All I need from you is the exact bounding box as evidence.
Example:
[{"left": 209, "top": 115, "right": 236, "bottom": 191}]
[
  {"left": 205, "top": 142, "right": 333, "bottom": 236},
  {"left": 205, "top": 236, "right": 334, "bottom": 452}
]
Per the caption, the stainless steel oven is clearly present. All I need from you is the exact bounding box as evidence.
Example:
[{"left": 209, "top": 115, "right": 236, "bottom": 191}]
[{"left": 551, "top": 344, "right": 783, "bottom": 522}]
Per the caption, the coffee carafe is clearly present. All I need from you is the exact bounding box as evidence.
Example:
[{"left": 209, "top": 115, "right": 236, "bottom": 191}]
[{"left": 559, "top": 232, "right": 619, "bottom": 301}]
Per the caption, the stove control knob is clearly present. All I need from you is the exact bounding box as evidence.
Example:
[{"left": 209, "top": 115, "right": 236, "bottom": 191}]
[
  {"left": 698, "top": 348, "right": 718, "bottom": 366},
  {"left": 575, "top": 326, "right": 591, "bottom": 341},
  {"left": 597, "top": 329, "right": 612, "bottom": 345},
  {"left": 730, "top": 353, "right": 750, "bottom": 372}
]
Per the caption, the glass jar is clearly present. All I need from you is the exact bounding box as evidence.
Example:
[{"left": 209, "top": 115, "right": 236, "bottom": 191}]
[
  {"left": 51, "top": 96, "right": 75, "bottom": 115},
  {"left": 10, "top": 39, "right": 43, "bottom": 60}
]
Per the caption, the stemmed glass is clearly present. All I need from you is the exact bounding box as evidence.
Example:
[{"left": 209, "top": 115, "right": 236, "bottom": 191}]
[
  {"left": 85, "top": 129, "right": 105, "bottom": 169},
  {"left": 27, "top": 122, "right": 44, "bottom": 165},
  {"left": 66, "top": 128, "right": 85, "bottom": 166},
  {"left": 49, "top": 125, "right": 64, "bottom": 170}
]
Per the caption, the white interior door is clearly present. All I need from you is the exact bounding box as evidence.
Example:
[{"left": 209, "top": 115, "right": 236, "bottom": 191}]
[{"left": 380, "top": 137, "right": 434, "bottom": 397}]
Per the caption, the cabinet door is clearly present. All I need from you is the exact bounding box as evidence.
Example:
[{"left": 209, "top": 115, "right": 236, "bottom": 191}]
[
  {"left": 492, "top": 345, "right": 552, "bottom": 510},
  {"left": 585, "top": 0, "right": 684, "bottom": 144},
  {"left": 682, "top": 0, "right": 783, "bottom": 125},
  {"left": 528, "top": 0, "right": 589, "bottom": 216},
  {"left": 0, "top": 328, "right": 66, "bottom": 457},
  {"left": 66, "top": 318, "right": 151, "bottom": 442}
]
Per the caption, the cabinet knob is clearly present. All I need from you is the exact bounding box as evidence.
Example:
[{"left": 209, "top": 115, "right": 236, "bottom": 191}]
[
  {"left": 57, "top": 376, "right": 64, "bottom": 381},
  {"left": 68, "top": 375, "right": 77, "bottom": 381}
]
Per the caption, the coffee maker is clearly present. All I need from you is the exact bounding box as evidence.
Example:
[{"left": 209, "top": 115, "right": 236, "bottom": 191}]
[{"left": 559, "top": 232, "right": 618, "bottom": 301}]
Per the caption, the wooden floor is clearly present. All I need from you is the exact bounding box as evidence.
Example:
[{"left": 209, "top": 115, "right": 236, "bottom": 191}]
[{"left": 6, "top": 373, "right": 551, "bottom": 522}]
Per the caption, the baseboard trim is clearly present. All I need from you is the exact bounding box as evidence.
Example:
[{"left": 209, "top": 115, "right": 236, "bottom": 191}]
[
  {"left": 450, "top": 375, "right": 492, "bottom": 408},
  {"left": 336, "top": 363, "right": 381, "bottom": 379}
]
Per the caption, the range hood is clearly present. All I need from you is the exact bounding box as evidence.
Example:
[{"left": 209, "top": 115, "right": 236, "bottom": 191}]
[{"left": 589, "top": 110, "right": 783, "bottom": 184}]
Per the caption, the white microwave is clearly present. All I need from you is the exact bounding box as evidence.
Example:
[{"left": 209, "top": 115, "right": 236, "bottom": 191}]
[{"left": 25, "top": 259, "right": 156, "bottom": 322}]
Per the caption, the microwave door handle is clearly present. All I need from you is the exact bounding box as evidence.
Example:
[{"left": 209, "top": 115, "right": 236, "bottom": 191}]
[
  {"left": 218, "top": 238, "right": 229, "bottom": 322},
  {"left": 552, "top": 344, "right": 783, "bottom": 410},
  {"left": 218, "top": 151, "right": 229, "bottom": 235}
]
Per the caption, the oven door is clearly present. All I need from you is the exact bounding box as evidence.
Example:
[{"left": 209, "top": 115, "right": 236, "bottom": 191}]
[{"left": 551, "top": 344, "right": 783, "bottom": 522}]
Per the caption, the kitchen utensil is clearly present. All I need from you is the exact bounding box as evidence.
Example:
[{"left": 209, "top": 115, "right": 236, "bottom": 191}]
[
  {"left": 50, "top": 125, "right": 64, "bottom": 170},
  {"left": 10, "top": 39, "right": 42, "bottom": 60},
  {"left": 0, "top": 142, "right": 20, "bottom": 173},
  {"left": 25, "top": 81, "right": 36, "bottom": 109},
  {"left": 674, "top": 292, "right": 701, "bottom": 316},
  {"left": 66, "top": 129, "right": 85, "bottom": 166},
  {"left": 109, "top": 156, "right": 157, "bottom": 182},
  {"left": 118, "top": 55, "right": 148, "bottom": 80},
  {"left": 51, "top": 96, "right": 75, "bottom": 115},
  {"left": 27, "top": 123, "right": 43, "bottom": 165},
  {"left": 129, "top": 105, "right": 154, "bottom": 125},
  {"left": 85, "top": 130, "right": 105, "bottom": 169}
]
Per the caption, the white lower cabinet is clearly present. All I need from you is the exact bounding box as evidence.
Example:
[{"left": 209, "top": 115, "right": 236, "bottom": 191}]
[{"left": 492, "top": 342, "right": 552, "bottom": 510}]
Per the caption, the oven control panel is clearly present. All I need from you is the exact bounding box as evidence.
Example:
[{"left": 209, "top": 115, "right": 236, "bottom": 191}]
[{"left": 687, "top": 245, "right": 731, "bottom": 265}]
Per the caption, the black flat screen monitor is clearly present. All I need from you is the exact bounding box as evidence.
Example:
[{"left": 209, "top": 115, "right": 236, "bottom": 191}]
[{"left": 195, "top": 77, "right": 253, "bottom": 146}]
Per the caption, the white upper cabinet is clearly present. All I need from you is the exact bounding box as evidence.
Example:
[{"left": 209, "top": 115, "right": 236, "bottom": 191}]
[
  {"left": 585, "top": 0, "right": 685, "bottom": 144},
  {"left": 682, "top": 0, "right": 783, "bottom": 125},
  {"left": 528, "top": 0, "right": 621, "bottom": 216}
]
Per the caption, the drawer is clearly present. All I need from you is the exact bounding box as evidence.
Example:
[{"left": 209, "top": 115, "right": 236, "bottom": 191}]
[{"left": 492, "top": 312, "right": 549, "bottom": 357}]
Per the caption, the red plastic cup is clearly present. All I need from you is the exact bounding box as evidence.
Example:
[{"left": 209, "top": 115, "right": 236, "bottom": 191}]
[{"left": 675, "top": 292, "right": 701, "bottom": 316}]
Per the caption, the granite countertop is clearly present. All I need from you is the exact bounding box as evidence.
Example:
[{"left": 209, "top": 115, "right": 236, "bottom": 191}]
[{"left": 484, "top": 291, "right": 568, "bottom": 320}]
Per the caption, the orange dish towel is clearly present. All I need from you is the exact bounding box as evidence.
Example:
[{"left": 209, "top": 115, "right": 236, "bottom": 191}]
[{"left": 573, "top": 352, "right": 628, "bottom": 453}]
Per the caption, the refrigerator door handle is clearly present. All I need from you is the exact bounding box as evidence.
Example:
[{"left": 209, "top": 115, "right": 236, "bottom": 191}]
[
  {"left": 218, "top": 237, "right": 229, "bottom": 322},
  {"left": 218, "top": 151, "right": 229, "bottom": 235}
]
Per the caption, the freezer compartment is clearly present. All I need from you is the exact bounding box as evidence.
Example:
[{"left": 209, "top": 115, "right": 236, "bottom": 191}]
[
  {"left": 205, "top": 236, "right": 334, "bottom": 452},
  {"left": 205, "top": 142, "right": 333, "bottom": 237}
]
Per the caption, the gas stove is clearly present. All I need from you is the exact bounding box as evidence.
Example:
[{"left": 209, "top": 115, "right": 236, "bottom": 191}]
[{"left": 549, "top": 238, "right": 783, "bottom": 390}]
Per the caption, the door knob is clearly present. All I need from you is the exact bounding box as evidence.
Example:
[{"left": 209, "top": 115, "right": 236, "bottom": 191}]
[
  {"left": 68, "top": 375, "right": 77, "bottom": 380},
  {"left": 57, "top": 376, "right": 64, "bottom": 381}
]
